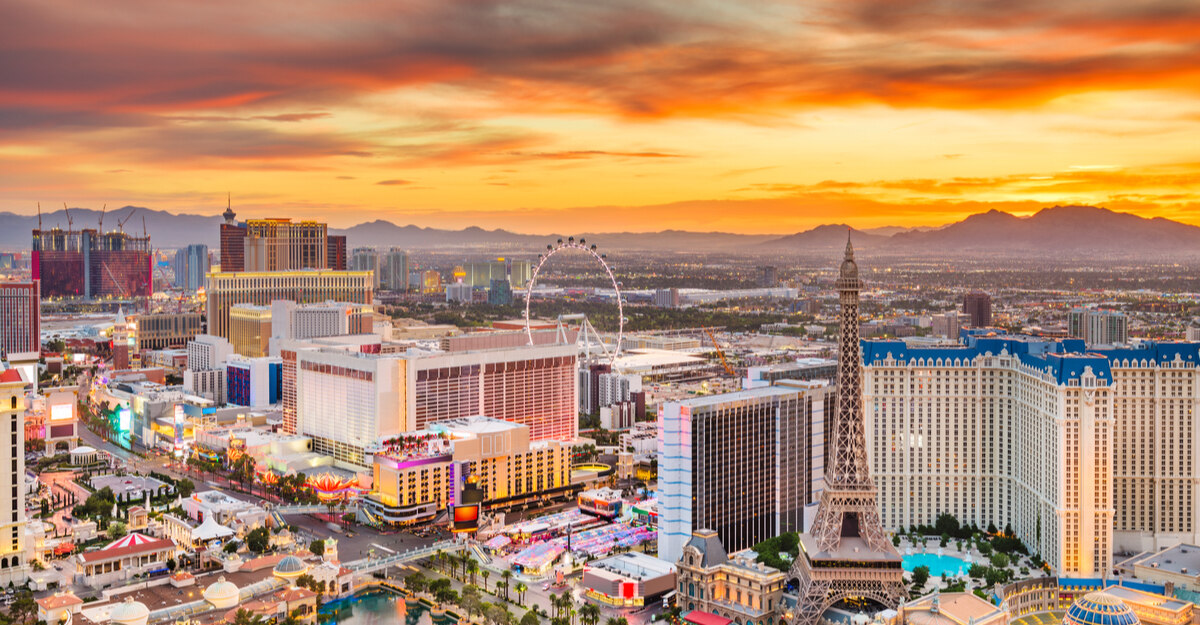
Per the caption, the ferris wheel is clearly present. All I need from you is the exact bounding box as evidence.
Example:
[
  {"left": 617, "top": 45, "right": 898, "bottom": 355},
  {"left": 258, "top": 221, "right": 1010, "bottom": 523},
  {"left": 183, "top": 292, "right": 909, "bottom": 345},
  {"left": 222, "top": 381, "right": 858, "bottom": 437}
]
[{"left": 525, "top": 237, "right": 624, "bottom": 365}]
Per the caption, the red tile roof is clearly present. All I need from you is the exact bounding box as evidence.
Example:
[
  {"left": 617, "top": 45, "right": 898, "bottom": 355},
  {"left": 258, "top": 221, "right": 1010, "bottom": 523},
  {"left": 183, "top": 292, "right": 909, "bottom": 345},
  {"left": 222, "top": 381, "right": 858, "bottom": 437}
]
[
  {"left": 37, "top": 593, "right": 83, "bottom": 610},
  {"left": 0, "top": 369, "right": 24, "bottom": 383}
]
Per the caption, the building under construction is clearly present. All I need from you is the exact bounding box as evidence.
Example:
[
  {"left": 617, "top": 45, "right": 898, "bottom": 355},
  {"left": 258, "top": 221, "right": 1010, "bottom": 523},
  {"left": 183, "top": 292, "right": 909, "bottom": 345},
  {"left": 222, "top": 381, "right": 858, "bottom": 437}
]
[{"left": 32, "top": 227, "right": 152, "bottom": 299}]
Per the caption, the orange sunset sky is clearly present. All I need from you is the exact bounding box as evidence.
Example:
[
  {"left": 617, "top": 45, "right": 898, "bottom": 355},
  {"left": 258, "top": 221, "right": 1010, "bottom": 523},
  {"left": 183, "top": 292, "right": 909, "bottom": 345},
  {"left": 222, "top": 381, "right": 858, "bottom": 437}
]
[{"left": 1, "top": 0, "right": 1198, "bottom": 233}]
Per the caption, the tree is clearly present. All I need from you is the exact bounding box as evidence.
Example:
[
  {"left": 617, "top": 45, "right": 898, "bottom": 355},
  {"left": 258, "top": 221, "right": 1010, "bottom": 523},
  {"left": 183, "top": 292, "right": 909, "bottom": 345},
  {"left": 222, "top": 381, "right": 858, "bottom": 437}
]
[
  {"left": 233, "top": 608, "right": 268, "bottom": 625},
  {"left": 515, "top": 581, "right": 527, "bottom": 605},
  {"left": 309, "top": 539, "right": 325, "bottom": 557},
  {"left": 501, "top": 569, "right": 513, "bottom": 601},
  {"left": 467, "top": 558, "right": 479, "bottom": 586},
  {"left": 581, "top": 603, "right": 601, "bottom": 625},
  {"left": 9, "top": 591, "right": 37, "bottom": 625},
  {"left": 520, "top": 611, "right": 541, "bottom": 625},
  {"left": 496, "top": 581, "right": 508, "bottom": 603},
  {"left": 990, "top": 553, "right": 1010, "bottom": 568},
  {"left": 935, "top": 513, "right": 960, "bottom": 537},
  {"left": 461, "top": 586, "right": 483, "bottom": 619},
  {"left": 605, "top": 617, "right": 630, "bottom": 625},
  {"left": 296, "top": 574, "right": 316, "bottom": 591},
  {"left": 108, "top": 520, "right": 128, "bottom": 539},
  {"left": 892, "top": 535, "right": 901, "bottom": 547},
  {"left": 177, "top": 478, "right": 196, "bottom": 498},
  {"left": 405, "top": 572, "right": 428, "bottom": 595},
  {"left": 911, "top": 565, "right": 930, "bottom": 590},
  {"left": 224, "top": 540, "right": 240, "bottom": 553},
  {"left": 246, "top": 526, "right": 270, "bottom": 554},
  {"left": 481, "top": 569, "right": 491, "bottom": 591},
  {"left": 167, "top": 558, "right": 177, "bottom": 571}
]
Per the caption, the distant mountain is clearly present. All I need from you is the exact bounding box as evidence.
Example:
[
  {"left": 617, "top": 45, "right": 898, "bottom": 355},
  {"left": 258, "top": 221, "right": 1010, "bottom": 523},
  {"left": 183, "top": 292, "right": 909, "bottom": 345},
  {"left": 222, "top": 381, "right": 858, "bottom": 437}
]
[
  {"left": 861, "top": 225, "right": 935, "bottom": 236},
  {"left": 762, "top": 224, "right": 889, "bottom": 250},
  {"left": 3, "top": 204, "right": 1197, "bottom": 257},
  {"left": 886, "top": 206, "right": 1200, "bottom": 254}
]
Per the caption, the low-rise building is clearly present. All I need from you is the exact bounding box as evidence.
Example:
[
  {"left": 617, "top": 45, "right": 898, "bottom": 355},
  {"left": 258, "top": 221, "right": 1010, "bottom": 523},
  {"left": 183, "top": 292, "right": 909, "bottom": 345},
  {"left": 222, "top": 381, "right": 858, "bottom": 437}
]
[
  {"left": 582, "top": 552, "right": 676, "bottom": 608},
  {"left": 364, "top": 416, "right": 572, "bottom": 526},
  {"left": 675, "top": 529, "right": 787, "bottom": 623},
  {"left": 74, "top": 533, "right": 176, "bottom": 589}
]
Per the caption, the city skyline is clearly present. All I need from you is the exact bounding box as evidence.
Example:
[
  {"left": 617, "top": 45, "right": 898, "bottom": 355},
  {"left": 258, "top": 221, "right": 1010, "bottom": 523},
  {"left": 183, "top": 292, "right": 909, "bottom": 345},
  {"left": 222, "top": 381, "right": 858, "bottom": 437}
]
[{"left": 2, "top": 1, "right": 1199, "bottom": 233}]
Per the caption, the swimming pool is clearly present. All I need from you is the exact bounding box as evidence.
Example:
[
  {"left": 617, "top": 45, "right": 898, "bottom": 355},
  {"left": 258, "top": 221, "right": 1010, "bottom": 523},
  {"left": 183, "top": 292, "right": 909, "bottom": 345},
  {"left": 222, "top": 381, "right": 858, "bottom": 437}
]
[{"left": 902, "top": 552, "right": 971, "bottom": 576}]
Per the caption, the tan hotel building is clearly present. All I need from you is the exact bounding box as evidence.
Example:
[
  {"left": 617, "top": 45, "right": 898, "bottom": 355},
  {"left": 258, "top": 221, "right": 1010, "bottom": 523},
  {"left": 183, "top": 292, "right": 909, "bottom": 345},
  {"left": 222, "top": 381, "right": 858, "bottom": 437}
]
[
  {"left": 205, "top": 270, "right": 372, "bottom": 339},
  {"left": 863, "top": 334, "right": 1200, "bottom": 577}
]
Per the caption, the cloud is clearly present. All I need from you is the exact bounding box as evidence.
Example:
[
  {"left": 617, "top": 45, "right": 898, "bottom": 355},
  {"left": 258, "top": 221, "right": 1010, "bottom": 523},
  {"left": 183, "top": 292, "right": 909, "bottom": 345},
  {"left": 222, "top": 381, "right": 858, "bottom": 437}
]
[{"left": 375, "top": 179, "right": 412, "bottom": 185}]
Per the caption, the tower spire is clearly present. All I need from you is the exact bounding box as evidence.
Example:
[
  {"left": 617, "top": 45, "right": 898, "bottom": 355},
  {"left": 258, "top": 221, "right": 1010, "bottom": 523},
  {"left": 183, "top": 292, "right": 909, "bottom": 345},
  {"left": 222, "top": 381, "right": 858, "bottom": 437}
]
[{"left": 845, "top": 227, "right": 854, "bottom": 260}]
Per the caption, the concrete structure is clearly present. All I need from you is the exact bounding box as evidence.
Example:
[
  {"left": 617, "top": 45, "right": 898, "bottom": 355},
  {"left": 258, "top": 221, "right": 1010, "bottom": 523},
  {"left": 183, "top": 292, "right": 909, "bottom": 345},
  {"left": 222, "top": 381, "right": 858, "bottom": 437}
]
[
  {"left": 744, "top": 359, "right": 837, "bottom": 389},
  {"left": 381, "top": 249, "right": 409, "bottom": 291},
  {"left": 1128, "top": 543, "right": 1200, "bottom": 592},
  {"left": 446, "top": 282, "right": 473, "bottom": 303},
  {"left": 32, "top": 226, "right": 152, "bottom": 298},
  {"left": 0, "top": 281, "right": 39, "bottom": 357},
  {"left": 205, "top": 270, "right": 373, "bottom": 339},
  {"left": 229, "top": 304, "right": 273, "bottom": 357},
  {"left": 676, "top": 529, "right": 787, "bottom": 622},
  {"left": 963, "top": 291, "right": 993, "bottom": 327},
  {"left": 0, "top": 365, "right": 29, "bottom": 586},
  {"left": 187, "top": 334, "right": 234, "bottom": 372},
  {"left": 653, "top": 288, "right": 681, "bottom": 308},
  {"left": 241, "top": 218, "right": 328, "bottom": 272},
  {"left": 172, "top": 244, "right": 209, "bottom": 291},
  {"left": 351, "top": 248, "right": 381, "bottom": 289},
  {"left": 863, "top": 333, "right": 1200, "bottom": 575},
  {"left": 932, "top": 311, "right": 961, "bottom": 339},
  {"left": 365, "top": 415, "right": 572, "bottom": 525},
  {"left": 183, "top": 368, "right": 226, "bottom": 403},
  {"left": 583, "top": 552, "right": 676, "bottom": 608},
  {"left": 900, "top": 592, "right": 1008, "bottom": 625},
  {"left": 658, "top": 381, "right": 829, "bottom": 564},
  {"left": 134, "top": 312, "right": 203, "bottom": 352},
  {"left": 1070, "top": 308, "right": 1129, "bottom": 345},
  {"left": 225, "top": 355, "right": 281, "bottom": 408},
  {"left": 281, "top": 337, "right": 578, "bottom": 461},
  {"left": 270, "top": 300, "right": 373, "bottom": 342}
]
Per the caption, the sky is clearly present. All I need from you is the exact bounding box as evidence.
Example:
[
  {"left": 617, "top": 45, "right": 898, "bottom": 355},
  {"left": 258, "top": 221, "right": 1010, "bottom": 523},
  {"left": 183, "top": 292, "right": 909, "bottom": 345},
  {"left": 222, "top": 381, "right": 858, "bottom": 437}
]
[{"left": 1, "top": 0, "right": 1198, "bottom": 233}]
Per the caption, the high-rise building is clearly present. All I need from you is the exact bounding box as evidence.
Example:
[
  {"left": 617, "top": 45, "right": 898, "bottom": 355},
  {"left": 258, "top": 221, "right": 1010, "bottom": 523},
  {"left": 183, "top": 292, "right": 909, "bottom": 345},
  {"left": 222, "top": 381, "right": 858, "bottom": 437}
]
[
  {"left": 653, "top": 288, "right": 680, "bottom": 308},
  {"left": 225, "top": 355, "right": 281, "bottom": 407},
  {"left": 219, "top": 204, "right": 246, "bottom": 272},
  {"left": 280, "top": 337, "right": 577, "bottom": 464},
  {"left": 172, "top": 244, "right": 209, "bottom": 291},
  {"left": 863, "top": 333, "right": 1200, "bottom": 576},
  {"left": 229, "top": 304, "right": 273, "bottom": 357},
  {"left": 488, "top": 279, "right": 513, "bottom": 306},
  {"left": 132, "top": 312, "right": 202, "bottom": 352},
  {"left": 243, "top": 219, "right": 327, "bottom": 271},
  {"left": 204, "top": 270, "right": 373, "bottom": 339},
  {"left": 32, "top": 227, "right": 152, "bottom": 299},
  {"left": 963, "top": 291, "right": 992, "bottom": 327},
  {"left": 351, "top": 248, "right": 381, "bottom": 289},
  {"left": 186, "top": 334, "right": 234, "bottom": 372},
  {"left": 757, "top": 265, "right": 779, "bottom": 287},
  {"left": 0, "top": 364, "right": 29, "bottom": 585},
  {"left": 381, "top": 249, "right": 408, "bottom": 291},
  {"left": 658, "top": 381, "right": 829, "bottom": 564},
  {"left": 463, "top": 260, "right": 531, "bottom": 288},
  {"left": 446, "top": 282, "right": 472, "bottom": 303},
  {"left": 791, "top": 235, "right": 904, "bottom": 625},
  {"left": 0, "top": 282, "right": 39, "bottom": 357},
  {"left": 270, "top": 300, "right": 374, "bottom": 342},
  {"left": 422, "top": 270, "right": 442, "bottom": 294},
  {"left": 326, "top": 235, "right": 347, "bottom": 271},
  {"left": 931, "top": 311, "right": 960, "bottom": 338},
  {"left": 1069, "top": 308, "right": 1128, "bottom": 344}
]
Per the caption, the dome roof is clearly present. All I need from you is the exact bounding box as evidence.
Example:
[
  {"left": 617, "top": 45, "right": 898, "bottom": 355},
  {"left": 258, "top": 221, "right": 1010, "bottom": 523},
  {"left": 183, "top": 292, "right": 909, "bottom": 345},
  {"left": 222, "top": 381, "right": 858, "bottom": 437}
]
[
  {"left": 274, "top": 555, "right": 309, "bottom": 576},
  {"left": 109, "top": 598, "right": 150, "bottom": 625},
  {"left": 203, "top": 576, "right": 239, "bottom": 601},
  {"left": 1064, "top": 591, "right": 1140, "bottom": 625},
  {"left": 72, "top": 446, "right": 96, "bottom": 455}
]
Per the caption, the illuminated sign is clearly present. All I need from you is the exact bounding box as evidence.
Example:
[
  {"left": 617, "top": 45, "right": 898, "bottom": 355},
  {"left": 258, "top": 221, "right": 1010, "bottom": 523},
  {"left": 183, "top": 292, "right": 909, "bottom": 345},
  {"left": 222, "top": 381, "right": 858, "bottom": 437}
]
[
  {"left": 118, "top": 407, "right": 131, "bottom": 432},
  {"left": 50, "top": 403, "right": 74, "bottom": 422},
  {"left": 451, "top": 504, "right": 481, "bottom": 533}
]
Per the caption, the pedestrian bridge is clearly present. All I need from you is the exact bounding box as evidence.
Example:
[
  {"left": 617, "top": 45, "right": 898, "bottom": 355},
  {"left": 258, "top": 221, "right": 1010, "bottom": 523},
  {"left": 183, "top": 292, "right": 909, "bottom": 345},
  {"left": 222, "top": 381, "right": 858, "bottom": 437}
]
[{"left": 345, "top": 540, "right": 464, "bottom": 576}]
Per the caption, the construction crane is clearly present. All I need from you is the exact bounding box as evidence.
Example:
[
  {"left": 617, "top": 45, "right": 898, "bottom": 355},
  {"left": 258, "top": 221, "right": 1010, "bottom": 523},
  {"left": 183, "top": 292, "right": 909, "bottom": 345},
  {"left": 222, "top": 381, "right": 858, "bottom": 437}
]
[
  {"left": 63, "top": 203, "right": 72, "bottom": 230},
  {"left": 116, "top": 207, "right": 137, "bottom": 232},
  {"left": 98, "top": 204, "right": 106, "bottom": 232},
  {"left": 705, "top": 326, "right": 735, "bottom": 376}
]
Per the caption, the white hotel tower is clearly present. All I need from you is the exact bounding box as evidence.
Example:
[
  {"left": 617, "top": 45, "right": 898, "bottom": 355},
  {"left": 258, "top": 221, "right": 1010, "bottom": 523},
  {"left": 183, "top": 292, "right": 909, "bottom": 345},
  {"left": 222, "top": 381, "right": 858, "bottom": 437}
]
[{"left": 863, "top": 332, "right": 1200, "bottom": 577}]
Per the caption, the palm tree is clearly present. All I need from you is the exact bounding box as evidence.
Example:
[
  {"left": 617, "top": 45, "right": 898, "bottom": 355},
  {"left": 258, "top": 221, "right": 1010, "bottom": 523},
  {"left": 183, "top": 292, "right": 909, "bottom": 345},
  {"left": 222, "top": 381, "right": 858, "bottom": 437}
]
[
  {"left": 435, "top": 548, "right": 445, "bottom": 573},
  {"left": 468, "top": 558, "right": 479, "bottom": 586},
  {"left": 496, "top": 581, "right": 508, "bottom": 604},
  {"left": 481, "top": 569, "right": 491, "bottom": 591},
  {"left": 233, "top": 609, "right": 268, "bottom": 625},
  {"left": 514, "top": 581, "right": 527, "bottom": 605},
  {"left": 605, "top": 618, "right": 629, "bottom": 625},
  {"left": 501, "top": 569, "right": 513, "bottom": 601},
  {"left": 580, "top": 603, "right": 601, "bottom": 625}
]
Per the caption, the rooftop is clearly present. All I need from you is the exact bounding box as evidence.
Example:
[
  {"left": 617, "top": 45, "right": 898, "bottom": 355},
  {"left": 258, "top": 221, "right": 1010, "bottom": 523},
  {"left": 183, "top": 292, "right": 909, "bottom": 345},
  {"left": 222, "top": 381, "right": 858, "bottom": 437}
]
[
  {"left": 1131, "top": 543, "right": 1200, "bottom": 577},
  {"left": 589, "top": 552, "right": 675, "bottom": 580}
]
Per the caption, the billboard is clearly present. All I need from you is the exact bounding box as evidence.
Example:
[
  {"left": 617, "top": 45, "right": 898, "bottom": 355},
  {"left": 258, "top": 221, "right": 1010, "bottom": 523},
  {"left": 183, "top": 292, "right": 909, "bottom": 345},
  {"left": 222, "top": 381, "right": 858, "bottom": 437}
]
[
  {"left": 49, "top": 403, "right": 74, "bottom": 422},
  {"left": 451, "top": 504, "right": 481, "bottom": 533}
]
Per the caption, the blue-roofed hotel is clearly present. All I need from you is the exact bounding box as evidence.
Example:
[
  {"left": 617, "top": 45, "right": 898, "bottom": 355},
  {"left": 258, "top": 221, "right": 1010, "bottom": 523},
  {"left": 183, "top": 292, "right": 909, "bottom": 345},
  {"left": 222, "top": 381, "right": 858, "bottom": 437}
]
[{"left": 862, "top": 330, "right": 1200, "bottom": 577}]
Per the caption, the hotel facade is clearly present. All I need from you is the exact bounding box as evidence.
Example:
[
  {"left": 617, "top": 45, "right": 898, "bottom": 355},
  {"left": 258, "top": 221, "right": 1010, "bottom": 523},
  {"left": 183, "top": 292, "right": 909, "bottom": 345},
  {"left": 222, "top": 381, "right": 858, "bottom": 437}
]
[{"left": 863, "top": 333, "right": 1200, "bottom": 577}]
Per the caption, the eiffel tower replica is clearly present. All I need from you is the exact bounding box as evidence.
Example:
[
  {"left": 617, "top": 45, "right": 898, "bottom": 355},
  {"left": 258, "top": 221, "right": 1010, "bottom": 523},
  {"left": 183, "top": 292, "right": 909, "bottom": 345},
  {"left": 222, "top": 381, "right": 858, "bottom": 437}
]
[{"left": 789, "top": 233, "right": 905, "bottom": 625}]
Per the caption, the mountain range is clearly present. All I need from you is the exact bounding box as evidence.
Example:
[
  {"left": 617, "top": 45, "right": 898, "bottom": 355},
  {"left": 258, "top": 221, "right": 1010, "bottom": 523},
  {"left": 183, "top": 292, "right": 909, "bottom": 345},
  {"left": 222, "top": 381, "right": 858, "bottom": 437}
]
[{"left": 2, "top": 205, "right": 1197, "bottom": 257}]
